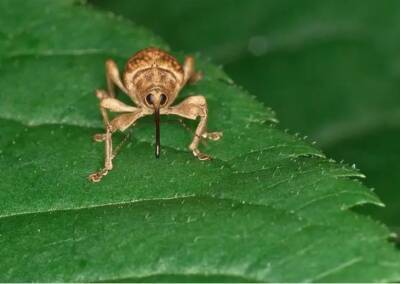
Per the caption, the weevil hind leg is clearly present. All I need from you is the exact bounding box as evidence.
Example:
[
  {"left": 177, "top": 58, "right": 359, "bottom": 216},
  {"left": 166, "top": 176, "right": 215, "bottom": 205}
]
[
  {"left": 167, "top": 95, "right": 222, "bottom": 161},
  {"left": 182, "top": 56, "right": 202, "bottom": 86},
  {"left": 105, "top": 59, "right": 128, "bottom": 97}
]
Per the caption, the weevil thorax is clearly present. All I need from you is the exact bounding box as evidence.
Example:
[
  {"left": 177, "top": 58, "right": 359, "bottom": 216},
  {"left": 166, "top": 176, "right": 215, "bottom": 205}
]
[{"left": 123, "top": 47, "right": 184, "bottom": 109}]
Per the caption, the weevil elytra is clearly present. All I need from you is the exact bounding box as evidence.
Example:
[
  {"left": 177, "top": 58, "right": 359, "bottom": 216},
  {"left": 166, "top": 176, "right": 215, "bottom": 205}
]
[{"left": 89, "top": 47, "right": 222, "bottom": 182}]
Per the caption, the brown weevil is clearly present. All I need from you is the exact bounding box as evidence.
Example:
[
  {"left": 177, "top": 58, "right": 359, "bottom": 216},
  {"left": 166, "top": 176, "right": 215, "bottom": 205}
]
[{"left": 89, "top": 47, "right": 222, "bottom": 182}]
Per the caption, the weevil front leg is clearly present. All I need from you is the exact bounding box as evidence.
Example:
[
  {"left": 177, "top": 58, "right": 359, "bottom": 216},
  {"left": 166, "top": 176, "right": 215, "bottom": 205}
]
[
  {"left": 92, "top": 89, "right": 137, "bottom": 142},
  {"left": 89, "top": 90, "right": 145, "bottom": 182},
  {"left": 166, "top": 95, "right": 222, "bottom": 160},
  {"left": 89, "top": 111, "right": 145, "bottom": 182}
]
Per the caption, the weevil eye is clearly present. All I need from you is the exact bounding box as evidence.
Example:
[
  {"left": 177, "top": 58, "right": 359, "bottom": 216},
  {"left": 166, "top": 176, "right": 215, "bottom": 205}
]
[
  {"left": 145, "top": 93, "right": 153, "bottom": 105},
  {"left": 160, "top": 94, "right": 167, "bottom": 105}
]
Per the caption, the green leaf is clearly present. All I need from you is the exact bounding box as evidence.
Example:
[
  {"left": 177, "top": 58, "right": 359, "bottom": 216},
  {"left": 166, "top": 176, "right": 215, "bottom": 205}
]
[
  {"left": 0, "top": 0, "right": 399, "bottom": 282},
  {"left": 90, "top": 0, "right": 400, "bottom": 233}
]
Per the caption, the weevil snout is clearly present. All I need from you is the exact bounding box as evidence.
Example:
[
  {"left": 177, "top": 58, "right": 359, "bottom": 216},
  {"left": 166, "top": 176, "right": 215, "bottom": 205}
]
[{"left": 144, "top": 89, "right": 167, "bottom": 159}]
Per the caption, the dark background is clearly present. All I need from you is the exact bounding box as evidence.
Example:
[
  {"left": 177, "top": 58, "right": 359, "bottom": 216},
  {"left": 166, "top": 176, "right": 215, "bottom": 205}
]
[{"left": 90, "top": 0, "right": 400, "bottom": 232}]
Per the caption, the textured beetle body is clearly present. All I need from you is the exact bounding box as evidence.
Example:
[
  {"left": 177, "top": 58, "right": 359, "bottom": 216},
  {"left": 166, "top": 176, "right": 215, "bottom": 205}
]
[{"left": 89, "top": 47, "right": 222, "bottom": 182}]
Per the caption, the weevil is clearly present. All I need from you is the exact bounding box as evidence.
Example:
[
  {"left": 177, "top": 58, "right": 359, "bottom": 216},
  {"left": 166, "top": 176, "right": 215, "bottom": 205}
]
[{"left": 89, "top": 47, "right": 222, "bottom": 182}]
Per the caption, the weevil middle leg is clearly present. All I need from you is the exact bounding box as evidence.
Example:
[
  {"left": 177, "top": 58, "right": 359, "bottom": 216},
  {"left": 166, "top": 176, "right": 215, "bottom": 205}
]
[{"left": 89, "top": 90, "right": 146, "bottom": 182}]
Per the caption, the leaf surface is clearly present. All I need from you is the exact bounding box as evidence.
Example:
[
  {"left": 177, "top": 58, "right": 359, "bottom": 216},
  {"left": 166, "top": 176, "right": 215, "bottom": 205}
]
[
  {"left": 0, "top": 0, "right": 399, "bottom": 282},
  {"left": 90, "top": 0, "right": 400, "bottom": 229}
]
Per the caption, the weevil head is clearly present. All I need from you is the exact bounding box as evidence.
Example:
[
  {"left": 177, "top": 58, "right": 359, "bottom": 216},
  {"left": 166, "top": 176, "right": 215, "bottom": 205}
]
[
  {"left": 125, "top": 66, "right": 181, "bottom": 110},
  {"left": 123, "top": 48, "right": 185, "bottom": 109}
]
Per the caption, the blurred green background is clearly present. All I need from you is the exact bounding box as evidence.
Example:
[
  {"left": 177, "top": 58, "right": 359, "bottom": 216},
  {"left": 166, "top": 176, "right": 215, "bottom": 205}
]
[{"left": 90, "top": 0, "right": 400, "bottom": 231}]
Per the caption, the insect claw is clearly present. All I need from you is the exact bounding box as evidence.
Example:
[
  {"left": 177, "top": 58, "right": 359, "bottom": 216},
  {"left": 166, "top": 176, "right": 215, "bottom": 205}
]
[
  {"left": 88, "top": 169, "right": 109, "bottom": 183},
  {"left": 93, "top": 133, "right": 106, "bottom": 142},
  {"left": 203, "top": 131, "right": 223, "bottom": 141},
  {"left": 192, "top": 149, "right": 212, "bottom": 161}
]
